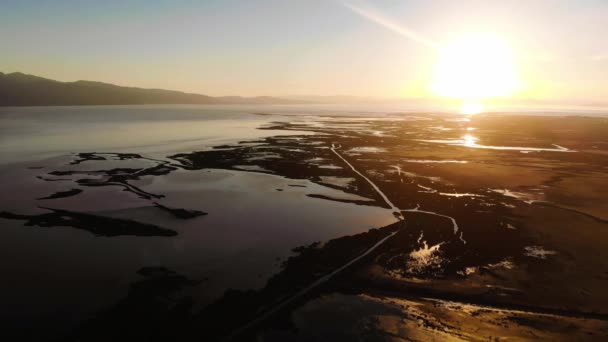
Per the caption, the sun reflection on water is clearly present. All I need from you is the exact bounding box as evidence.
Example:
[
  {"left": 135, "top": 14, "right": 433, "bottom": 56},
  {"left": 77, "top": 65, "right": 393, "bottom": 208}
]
[
  {"left": 462, "top": 134, "right": 478, "bottom": 147},
  {"left": 460, "top": 101, "right": 484, "bottom": 115}
]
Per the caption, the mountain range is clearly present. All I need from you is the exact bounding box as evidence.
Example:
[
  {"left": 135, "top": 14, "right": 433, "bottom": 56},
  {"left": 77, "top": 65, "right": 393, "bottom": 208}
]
[{"left": 0, "top": 72, "right": 301, "bottom": 106}]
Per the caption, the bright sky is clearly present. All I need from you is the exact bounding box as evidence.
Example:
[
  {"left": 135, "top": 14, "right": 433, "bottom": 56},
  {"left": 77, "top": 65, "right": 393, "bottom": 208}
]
[{"left": 1, "top": 0, "right": 607, "bottom": 103}]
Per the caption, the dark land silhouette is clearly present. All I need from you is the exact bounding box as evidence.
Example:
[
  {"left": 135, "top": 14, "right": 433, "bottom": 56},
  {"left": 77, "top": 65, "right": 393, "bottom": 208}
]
[{"left": 0, "top": 72, "right": 301, "bottom": 106}]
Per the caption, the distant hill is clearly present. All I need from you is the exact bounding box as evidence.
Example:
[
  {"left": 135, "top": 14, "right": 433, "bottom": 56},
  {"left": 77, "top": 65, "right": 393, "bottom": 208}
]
[
  {"left": 281, "top": 95, "right": 384, "bottom": 104},
  {"left": 0, "top": 72, "right": 301, "bottom": 106}
]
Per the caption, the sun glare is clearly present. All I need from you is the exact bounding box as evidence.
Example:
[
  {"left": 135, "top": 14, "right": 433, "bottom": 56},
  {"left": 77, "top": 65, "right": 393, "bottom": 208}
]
[
  {"left": 460, "top": 101, "right": 484, "bottom": 115},
  {"left": 431, "top": 33, "right": 520, "bottom": 111}
]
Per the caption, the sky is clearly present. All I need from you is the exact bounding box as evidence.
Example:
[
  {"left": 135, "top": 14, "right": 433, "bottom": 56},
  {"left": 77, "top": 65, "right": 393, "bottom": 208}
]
[{"left": 1, "top": 0, "right": 607, "bottom": 103}]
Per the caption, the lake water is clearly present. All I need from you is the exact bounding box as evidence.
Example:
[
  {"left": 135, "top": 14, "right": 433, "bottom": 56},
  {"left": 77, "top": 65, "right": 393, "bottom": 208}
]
[
  {"left": 0, "top": 104, "right": 402, "bottom": 338},
  {"left": 2, "top": 103, "right": 607, "bottom": 164}
]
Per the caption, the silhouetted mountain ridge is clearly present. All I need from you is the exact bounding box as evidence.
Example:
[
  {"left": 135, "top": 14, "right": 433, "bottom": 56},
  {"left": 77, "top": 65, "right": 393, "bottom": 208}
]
[{"left": 0, "top": 72, "right": 300, "bottom": 106}]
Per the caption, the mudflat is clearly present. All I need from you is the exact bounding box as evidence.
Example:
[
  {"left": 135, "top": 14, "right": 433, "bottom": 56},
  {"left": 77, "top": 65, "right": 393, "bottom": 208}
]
[{"left": 1, "top": 110, "right": 607, "bottom": 341}]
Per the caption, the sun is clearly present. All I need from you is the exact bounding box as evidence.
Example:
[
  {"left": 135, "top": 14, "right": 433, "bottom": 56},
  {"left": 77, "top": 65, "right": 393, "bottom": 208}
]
[{"left": 430, "top": 33, "right": 520, "bottom": 112}]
